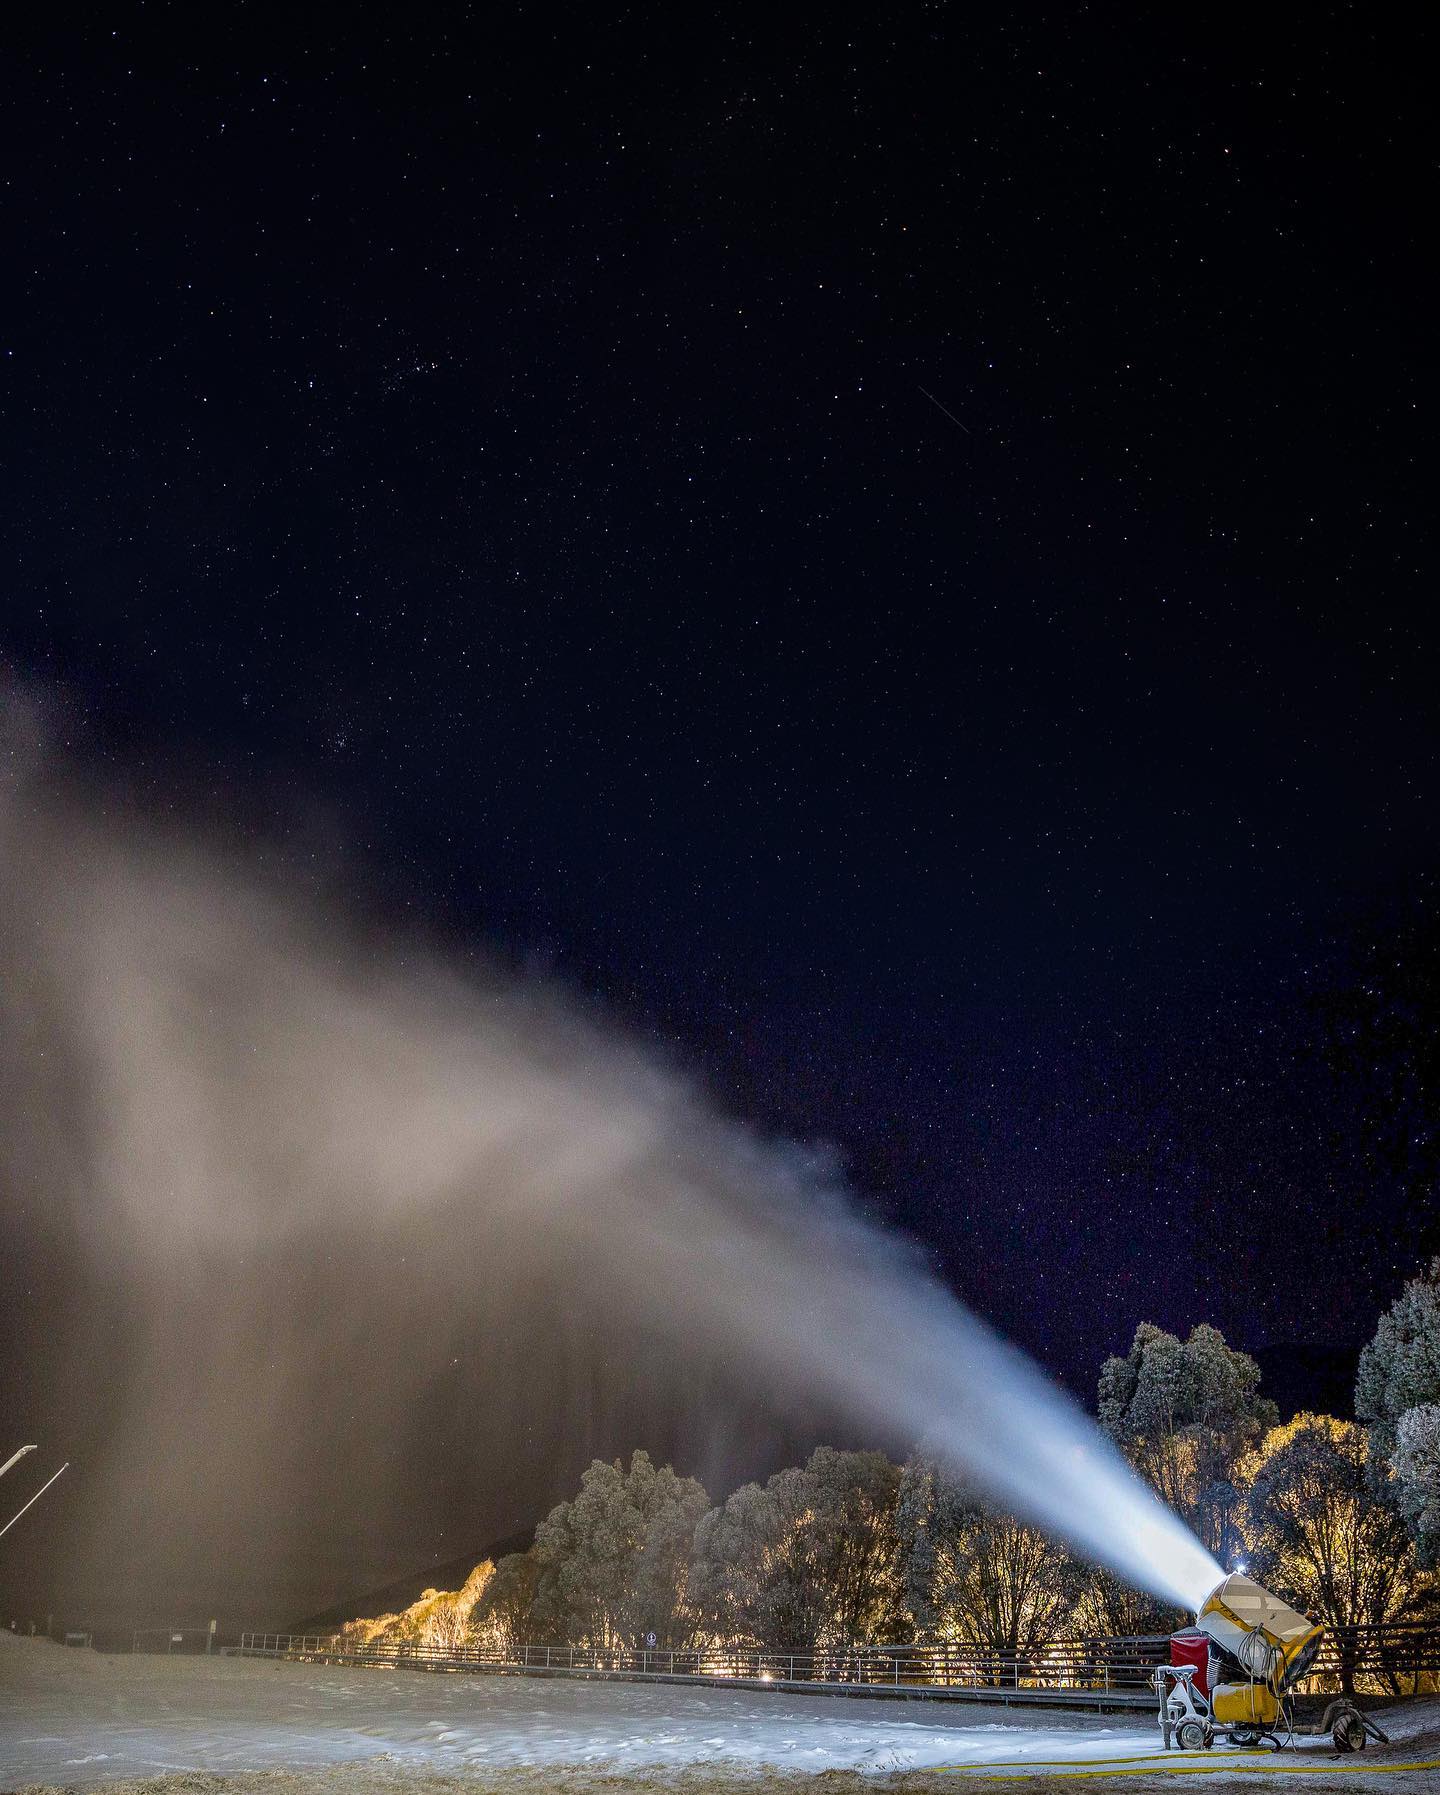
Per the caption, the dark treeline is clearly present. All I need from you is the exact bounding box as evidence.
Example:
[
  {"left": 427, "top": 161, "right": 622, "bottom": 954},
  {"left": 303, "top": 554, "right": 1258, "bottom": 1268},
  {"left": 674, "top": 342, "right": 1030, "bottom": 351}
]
[{"left": 341, "top": 1268, "right": 1440, "bottom": 1658}]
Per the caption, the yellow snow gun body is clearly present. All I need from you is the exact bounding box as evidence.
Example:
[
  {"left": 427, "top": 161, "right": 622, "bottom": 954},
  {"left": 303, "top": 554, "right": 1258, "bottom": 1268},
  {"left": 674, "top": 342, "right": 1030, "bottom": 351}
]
[{"left": 1196, "top": 1574, "right": 1323, "bottom": 1728}]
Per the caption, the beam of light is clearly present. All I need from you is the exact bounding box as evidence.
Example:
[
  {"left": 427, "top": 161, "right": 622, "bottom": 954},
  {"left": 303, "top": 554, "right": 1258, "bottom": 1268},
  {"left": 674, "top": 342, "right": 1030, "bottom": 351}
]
[{"left": 0, "top": 708, "right": 1218, "bottom": 1619}]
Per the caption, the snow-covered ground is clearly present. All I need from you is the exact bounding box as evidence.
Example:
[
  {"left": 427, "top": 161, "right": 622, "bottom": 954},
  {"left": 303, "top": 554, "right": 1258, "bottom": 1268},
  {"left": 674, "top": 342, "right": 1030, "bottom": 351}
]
[{"left": 1, "top": 1632, "right": 1437, "bottom": 1791}]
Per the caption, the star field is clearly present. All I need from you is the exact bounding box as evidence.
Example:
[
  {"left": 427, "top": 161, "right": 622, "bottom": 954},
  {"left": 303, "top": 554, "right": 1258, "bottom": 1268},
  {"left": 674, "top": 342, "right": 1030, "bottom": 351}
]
[{"left": 1, "top": 3, "right": 1432, "bottom": 1393}]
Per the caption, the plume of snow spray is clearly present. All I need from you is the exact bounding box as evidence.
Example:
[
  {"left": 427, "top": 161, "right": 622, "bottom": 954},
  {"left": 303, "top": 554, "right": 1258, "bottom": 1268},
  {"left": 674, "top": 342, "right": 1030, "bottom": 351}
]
[{"left": 0, "top": 716, "right": 1219, "bottom": 1622}]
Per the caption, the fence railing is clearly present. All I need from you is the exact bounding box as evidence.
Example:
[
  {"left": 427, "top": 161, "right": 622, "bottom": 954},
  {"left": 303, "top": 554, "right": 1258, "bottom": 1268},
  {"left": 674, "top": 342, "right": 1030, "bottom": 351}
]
[
  {"left": 238, "top": 1632, "right": 1164, "bottom": 1693},
  {"left": 1304, "top": 1624, "right": 1440, "bottom": 1695},
  {"left": 237, "top": 1625, "right": 1440, "bottom": 1699}
]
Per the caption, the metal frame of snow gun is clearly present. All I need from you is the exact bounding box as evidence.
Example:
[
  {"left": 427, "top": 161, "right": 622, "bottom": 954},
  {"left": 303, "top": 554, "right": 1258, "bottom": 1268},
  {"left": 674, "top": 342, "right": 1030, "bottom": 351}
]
[{"left": 1156, "top": 1575, "right": 1390, "bottom": 1755}]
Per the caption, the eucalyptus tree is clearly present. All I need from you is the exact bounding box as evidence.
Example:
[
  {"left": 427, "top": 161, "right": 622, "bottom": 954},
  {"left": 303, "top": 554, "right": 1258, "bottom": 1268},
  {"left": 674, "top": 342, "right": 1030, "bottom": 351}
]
[
  {"left": 470, "top": 1551, "right": 540, "bottom": 1653},
  {"left": 1099, "top": 1321, "right": 1276, "bottom": 1559},
  {"left": 898, "top": 1447, "right": 1080, "bottom": 1664},
  {"left": 1239, "top": 1414, "right": 1418, "bottom": 1693}
]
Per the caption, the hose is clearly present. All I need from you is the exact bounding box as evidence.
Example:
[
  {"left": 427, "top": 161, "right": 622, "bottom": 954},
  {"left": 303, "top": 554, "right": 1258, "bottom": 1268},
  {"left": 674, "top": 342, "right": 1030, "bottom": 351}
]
[{"left": 950, "top": 1759, "right": 1440, "bottom": 1779}]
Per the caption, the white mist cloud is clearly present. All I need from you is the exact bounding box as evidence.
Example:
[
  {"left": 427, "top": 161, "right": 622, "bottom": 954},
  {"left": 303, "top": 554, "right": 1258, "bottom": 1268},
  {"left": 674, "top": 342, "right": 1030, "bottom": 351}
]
[{"left": 0, "top": 732, "right": 1218, "bottom": 1624}]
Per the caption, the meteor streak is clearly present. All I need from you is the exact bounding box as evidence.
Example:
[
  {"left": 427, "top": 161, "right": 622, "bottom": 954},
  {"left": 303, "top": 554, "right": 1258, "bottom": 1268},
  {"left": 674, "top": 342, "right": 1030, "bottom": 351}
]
[{"left": 918, "top": 383, "right": 973, "bottom": 434}]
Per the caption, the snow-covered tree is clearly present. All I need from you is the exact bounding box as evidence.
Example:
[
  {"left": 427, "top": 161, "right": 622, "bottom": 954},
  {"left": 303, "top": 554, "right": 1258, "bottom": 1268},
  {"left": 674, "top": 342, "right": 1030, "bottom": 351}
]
[
  {"left": 528, "top": 1450, "right": 709, "bottom": 1648},
  {"left": 1391, "top": 1403, "right": 1440, "bottom": 1569},
  {"left": 691, "top": 1447, "right": 903, "bottom": 1651},
  {"left": 1357, "top": 1261, "right": 1440, "bottom": 1455},
  {"left": 691, "top": 1479, "right": 794, "bottom": 1646},
  {"left": 1356, "top": 1260, "right": 1440, "bottom": 1565}
]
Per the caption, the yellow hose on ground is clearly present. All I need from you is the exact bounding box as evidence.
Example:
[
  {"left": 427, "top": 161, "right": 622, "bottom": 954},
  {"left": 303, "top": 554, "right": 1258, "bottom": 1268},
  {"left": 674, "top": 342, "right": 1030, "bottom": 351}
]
[
  {"left": 945, "top": 1758, "right": 1440, "bottom": 1779},
  {"left": 939, "top": 1754, "right": 1269, "bottom": 1768}
]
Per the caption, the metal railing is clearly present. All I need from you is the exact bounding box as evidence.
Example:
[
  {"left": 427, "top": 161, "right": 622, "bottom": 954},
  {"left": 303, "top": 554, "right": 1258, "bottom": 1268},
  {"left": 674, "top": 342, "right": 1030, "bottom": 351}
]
[
  {"left": 237, "top": 1624, "right": 1440, "bottom": 1700},
  {"left": 237, "top": 1633, "right": 1170, "bottom": 1696}
]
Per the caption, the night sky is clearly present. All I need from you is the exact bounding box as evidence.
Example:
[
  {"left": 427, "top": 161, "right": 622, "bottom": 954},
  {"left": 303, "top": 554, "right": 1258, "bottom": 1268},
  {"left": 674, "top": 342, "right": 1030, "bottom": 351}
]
[{"left": 2, "top": 6, "right": 1435, "bottom": 1620}]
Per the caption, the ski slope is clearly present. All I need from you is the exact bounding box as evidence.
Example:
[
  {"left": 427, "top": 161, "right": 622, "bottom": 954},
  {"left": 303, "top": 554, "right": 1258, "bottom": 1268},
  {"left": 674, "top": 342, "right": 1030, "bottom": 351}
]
[{"left": 1, "top": 1633, "right": 1437, "bottom": 1790}]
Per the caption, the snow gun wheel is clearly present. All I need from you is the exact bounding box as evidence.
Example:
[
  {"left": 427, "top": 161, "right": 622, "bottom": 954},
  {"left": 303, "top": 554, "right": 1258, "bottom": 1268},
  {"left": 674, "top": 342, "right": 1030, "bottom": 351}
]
[
  {"left": 1332, "top": 1709, "right": 1367, "bottom": 1753},
  {"left": 1177, "top": 1720, "right": 1208, "bottom": 1751},
  {"left": 1228, "top": 1725, "right": 1260, "bottom": 1746}
]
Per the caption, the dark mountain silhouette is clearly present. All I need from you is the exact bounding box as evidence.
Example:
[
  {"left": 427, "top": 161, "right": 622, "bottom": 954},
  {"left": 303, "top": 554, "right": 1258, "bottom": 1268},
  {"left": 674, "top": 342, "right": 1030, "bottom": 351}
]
[{"left": 288, "top": 1528, "right": 533, "bottom": 1634}]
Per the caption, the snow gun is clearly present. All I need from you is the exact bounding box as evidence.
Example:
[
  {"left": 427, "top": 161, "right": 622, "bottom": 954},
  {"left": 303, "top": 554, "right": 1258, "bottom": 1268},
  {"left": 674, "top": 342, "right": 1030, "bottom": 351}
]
[{"left": 1155, "top": 1573, "right": 1386, "bottom": 1753}]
